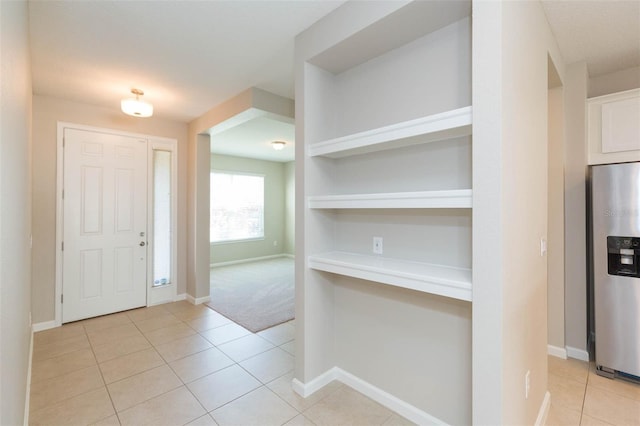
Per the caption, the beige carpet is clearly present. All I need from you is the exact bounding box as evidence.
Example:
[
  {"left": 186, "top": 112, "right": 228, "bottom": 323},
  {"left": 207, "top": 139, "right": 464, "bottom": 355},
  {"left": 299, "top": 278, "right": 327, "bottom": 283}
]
[{"left": 207, "top": 256, "right": 294, "bottom": 332}]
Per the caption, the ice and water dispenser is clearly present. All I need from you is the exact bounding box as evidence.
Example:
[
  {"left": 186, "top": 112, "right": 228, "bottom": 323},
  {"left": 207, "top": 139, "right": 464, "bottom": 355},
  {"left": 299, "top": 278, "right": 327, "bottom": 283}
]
[{"left": 607, "top": 236, "right": 640, "bottom": 278}]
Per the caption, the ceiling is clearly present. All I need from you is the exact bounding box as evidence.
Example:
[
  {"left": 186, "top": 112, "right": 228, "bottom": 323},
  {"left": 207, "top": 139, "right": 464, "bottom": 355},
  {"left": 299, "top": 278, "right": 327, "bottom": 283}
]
[
  {"left": 211, "top": 115, "right": 295, "bottom": 162},
  {"left": 28, "top": 1, "right": 639, "bottom": 161},
  {"left": 28, "top": 0, "right": 344, "bottom": 123},
  {"left": 541, "top": 0, "right": 640, "bottom": 77}
]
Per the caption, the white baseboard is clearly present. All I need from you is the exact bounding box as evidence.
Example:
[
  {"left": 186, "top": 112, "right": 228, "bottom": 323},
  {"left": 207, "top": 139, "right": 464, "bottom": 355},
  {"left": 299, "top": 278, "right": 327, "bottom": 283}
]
[
  {"left": 535, "top": 391, "right": 551, "bottom": 426},
  {"left": 283, "top": 253, "right": 295, "bottom": 259},
  {"left": 24, "top": 327, "right": 34, "bottom": 425},
  {"left": 547, "top": 345, "right": 568, "bottom": 359},
  {"left": 210, "top": 254, "right": 289, "bottom": 268},
  {"left": 566, "top": 346, "right": 589, "bottom": 362},
  {"left": 292, "top": 368, "right": 339, "bottom": 398},
  {"left": 174, "top": 293, "right": 187, "bottom": 302},
  {"left": 148, "top": 298, "right": 175, "bottom": 307},
  {"left": 32, "top": 320, "right": 57, "bottom": 333},
  {"left": 187, "top": 294, "right": 211, "bottom": 305},
  {"left": 292, "top": 367, "right": 446, "bottom": 425}
]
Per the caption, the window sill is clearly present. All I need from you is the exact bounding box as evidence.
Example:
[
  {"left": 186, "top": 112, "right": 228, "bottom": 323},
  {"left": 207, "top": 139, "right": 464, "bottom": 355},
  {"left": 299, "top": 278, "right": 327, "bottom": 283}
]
[{"left": 210, "top": 237, "right": 265, "bottom": 246}]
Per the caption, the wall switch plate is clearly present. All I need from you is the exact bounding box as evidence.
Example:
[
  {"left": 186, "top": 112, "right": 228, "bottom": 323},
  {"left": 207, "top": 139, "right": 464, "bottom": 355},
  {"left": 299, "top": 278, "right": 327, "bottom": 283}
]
[
  {"left": 540, "top": 238, "right": 547, "bottom": 256},
  {"left": 525, "top": 370, "right": 531, "bottom": 399},
  {"left": 373, "top": 237, "right": 383, "bottom": 254}
]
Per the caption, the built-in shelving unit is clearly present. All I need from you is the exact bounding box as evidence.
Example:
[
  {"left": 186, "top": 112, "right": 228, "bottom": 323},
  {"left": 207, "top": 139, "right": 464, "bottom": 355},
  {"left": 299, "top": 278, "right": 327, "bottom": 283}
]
[
  {"left": 308, "top": 106, "right": 472, "bottom": 158},
  {"left": 308, "top": 251, "right": 472, "bottom": 301},
  {"left": 296, "top": 1, "right": 474, "bottom": 423},
  {"left": 308, "top": 189, "right": 472, "bottom": 209},
  {"left": 306, "top": 103, "right": 474, "bottom": 301}
]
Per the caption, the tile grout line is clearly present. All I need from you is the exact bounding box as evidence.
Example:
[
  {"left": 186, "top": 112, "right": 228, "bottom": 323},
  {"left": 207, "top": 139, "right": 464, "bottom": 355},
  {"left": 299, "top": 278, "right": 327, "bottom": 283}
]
[
  {"left": 181, "top": 316, "right": 300, "bottom": 422},
  {"left": 86, "top": 316, "right": 129, "bottom": 425},
  {"left": 103, "top": 307, "right": 202, "bottom": 422},
  {"left": 578, "top": 364, "right": 590, "bottom": 425},
  {"left": 128, "top": 310, "right": 210, "bottom": 421},
  {"left": 30, "top": 322, "right": 114, "bottom": 424}
]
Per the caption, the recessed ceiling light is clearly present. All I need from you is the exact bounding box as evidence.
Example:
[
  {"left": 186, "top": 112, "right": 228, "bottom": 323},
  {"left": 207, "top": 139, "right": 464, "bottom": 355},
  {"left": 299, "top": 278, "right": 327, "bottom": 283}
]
[{"left": 271, "top": 140, "right": 286, "bottom": 151}]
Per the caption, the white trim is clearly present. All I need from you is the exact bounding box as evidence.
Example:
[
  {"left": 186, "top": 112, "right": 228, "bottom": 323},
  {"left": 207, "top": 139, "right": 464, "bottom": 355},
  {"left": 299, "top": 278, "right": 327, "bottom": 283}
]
[
  {"left": 24, "top": 329, "right": 34, "bottom": 426},
  {"left": 308, "top": 189, "right": 473, "bottom": 209},
  {"left": 147, "top": 139, "right": 179, "bottom": 306},
  {"left": 175, "top": 293, "right": 187, "bottom": 301},
  {"left": 283, "top": 253, "right": 295, "bottom": 259},
  {"left": 547, "top": 345, "right": 568, "bottom": 359},
  {"left": 336, "top": 368, "right": 447, "bottom": 425},
  {"left": 292, "top": 368, "right": 339, "bottom": 398},
  {"left": 210, "top": 253, "right": 288, "bottom": 268},
  {"left": 211, "top": 237, "right": 265, "bottom": 246},
  {"left": 308, "top": 106, "right": 472, "bottom": 158},
  {"left": 187, "top": 294, "right": 211, "bottom": 305},
  {"left": 55, "top": 122, "right": 179, "bottom": 325},
  {"left": 146, "top": 289, "right": 176, "bottom": 307},
  {"left": 535, "top": 391, "right": 551, "bottom": 426},
  {"left": 32, "top": 320, "right": 57, "bottom": 333},
  {"left": 55, "top": 123, "right": 65, "bottom": 327},
  {"left": 292, "top": 367, "right": 447, "bottom": 425},
  {"left": 566, "top": 346, "right": 589, "bottom": 362},
  {"left": 308, "top": 252, "right": 472, "bottom": 302}
]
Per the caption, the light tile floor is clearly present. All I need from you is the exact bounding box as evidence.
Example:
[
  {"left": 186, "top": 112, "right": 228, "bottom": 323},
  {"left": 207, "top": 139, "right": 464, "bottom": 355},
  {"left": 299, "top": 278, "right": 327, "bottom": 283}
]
[
  {"left": 547, "top": 355, "right": 640, "bottom": 425},
  {"left": 30, "top": 301, "right": 640, "bottom": 425},
  {"left": 28, "top": 301, "right": 414, "bottom": 426}
]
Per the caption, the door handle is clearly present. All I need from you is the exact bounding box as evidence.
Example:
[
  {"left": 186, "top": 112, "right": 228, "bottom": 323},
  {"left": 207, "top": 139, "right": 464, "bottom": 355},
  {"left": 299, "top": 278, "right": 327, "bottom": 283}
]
[{"left": 139, "top": 241, "right": 146, "bottom": 247}]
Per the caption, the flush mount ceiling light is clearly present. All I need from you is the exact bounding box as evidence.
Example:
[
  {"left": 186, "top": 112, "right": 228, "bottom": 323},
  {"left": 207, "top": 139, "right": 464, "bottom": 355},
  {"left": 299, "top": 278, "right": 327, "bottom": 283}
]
[
  {"left": 271, "top": 140, "right": 286, "bottom": 151},
  {"left": 121, "top": 88, "right": 153, "bottom": 118}
]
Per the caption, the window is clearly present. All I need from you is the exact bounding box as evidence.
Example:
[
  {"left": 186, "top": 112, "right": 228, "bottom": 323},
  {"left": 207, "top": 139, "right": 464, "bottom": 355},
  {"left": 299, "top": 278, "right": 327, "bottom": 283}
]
[
  {"left": 152, "top": 150, "right": 172, "bottom": 287},
  {"left": 210, "top": 171, "right": 264, "bottom": 243}
]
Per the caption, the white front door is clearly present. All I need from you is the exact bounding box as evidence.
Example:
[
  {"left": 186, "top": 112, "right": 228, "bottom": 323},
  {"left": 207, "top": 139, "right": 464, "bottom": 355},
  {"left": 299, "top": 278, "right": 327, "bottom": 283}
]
[{"left": 62, "top": 128, "right": 148, "bottom": 322}]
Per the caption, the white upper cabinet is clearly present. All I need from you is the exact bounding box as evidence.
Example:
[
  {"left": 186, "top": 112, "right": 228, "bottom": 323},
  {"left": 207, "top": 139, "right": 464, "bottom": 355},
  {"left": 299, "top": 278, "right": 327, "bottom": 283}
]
[{"left": 588, "top": 88, "right": 640, "bottom": 165}]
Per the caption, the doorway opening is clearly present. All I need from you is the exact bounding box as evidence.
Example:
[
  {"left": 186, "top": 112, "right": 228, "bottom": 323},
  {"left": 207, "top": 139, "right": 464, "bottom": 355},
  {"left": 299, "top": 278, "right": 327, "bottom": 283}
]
[{"left": 206, "top": 113, "right": 295, "bottom": 333}]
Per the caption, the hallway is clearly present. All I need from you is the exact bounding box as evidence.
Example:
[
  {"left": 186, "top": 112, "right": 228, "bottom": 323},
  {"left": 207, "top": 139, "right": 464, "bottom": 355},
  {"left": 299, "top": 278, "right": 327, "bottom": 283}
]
[
  {"left": 28, "top": 300, "right": 640, "bottom": 425},
  {"left": 28, "top": 301, "right": 411, "bottom": 425}
]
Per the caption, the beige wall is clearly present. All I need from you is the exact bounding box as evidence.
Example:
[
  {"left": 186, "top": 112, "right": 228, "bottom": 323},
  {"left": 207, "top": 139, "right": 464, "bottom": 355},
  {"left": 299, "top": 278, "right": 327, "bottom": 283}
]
[
  {"left": 548, "top": 86, "right": 565, "bottom": 350},
  {"left": 473, "top": 1, "right": 565, "bottom": 423},
  {"left": 284, "top": 161, "right": 295, "bottom": 255},
  {"left": 589, "top": 66, "right": 640, "bottom": 98},
  {"left": 31, "top": 95, "right": 188, "bottom": 323},
  {"left": 563, "top": 62, "right": 589, "bottom": 357},
  {"left": 0, "top": 0, "right": 33, "bottom": 423},
  {"left": 210, "top": 154, "right": 287, "bottom": 264}
]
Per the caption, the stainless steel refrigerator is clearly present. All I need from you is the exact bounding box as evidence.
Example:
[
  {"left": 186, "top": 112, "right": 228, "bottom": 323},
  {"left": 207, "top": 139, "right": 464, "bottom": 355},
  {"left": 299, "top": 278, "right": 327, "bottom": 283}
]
[{"left": 592, "top": 161, "right": 640, "bottom": 380}]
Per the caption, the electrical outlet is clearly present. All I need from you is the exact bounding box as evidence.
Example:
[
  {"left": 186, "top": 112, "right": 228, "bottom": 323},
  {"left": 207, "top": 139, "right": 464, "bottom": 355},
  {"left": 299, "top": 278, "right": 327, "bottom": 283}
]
[
  {"left": 273, "top": 240, "right": 278, "bottom": 247},
  {"left": 373, "top": 237, "right": 383, "bottom": 254},
  {"left": 525, "top": 370, "right": 531, "bottom": 399}
]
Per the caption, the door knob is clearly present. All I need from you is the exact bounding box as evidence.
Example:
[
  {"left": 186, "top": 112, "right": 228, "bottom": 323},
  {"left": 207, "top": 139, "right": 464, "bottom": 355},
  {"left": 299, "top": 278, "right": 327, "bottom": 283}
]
[{"left": 139, "top": 241, "right": 146, "bottom": 247}]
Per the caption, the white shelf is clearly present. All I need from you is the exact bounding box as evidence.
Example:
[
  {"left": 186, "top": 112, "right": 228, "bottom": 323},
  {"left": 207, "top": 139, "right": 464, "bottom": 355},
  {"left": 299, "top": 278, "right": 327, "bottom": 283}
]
[
  {"left": 308, "top": 251, "right": 472, "bottom": 302},
  {"left": 308, "top": 106, "right": 472, "bottom": 158},
  {"left": 308, "top": 189, "right": 472, "bottom": 209}
]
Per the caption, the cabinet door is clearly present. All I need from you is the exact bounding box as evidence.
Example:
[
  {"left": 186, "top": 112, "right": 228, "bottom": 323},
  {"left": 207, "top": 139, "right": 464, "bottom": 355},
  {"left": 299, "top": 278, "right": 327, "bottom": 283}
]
[{"left": 601, "top": 96, "right": 640, "bottom": 154}]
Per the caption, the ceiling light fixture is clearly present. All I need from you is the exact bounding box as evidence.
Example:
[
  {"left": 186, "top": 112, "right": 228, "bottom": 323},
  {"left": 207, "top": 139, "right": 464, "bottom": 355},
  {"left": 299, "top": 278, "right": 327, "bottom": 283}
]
[
  {"left": 121, "top": 88, "right": 153, "bottom": 118},
  {"left": 271, "top": 141, "right": 286, "bottom": 151}
]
